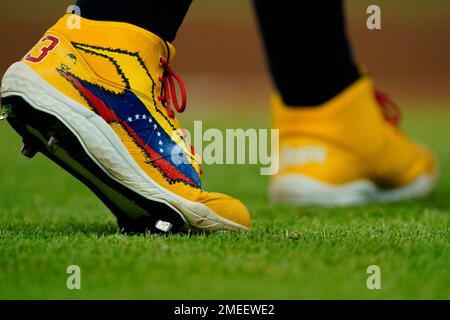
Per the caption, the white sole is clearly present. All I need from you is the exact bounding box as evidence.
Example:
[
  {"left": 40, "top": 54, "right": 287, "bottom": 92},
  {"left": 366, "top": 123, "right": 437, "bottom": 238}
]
[
  {"left": 270, "top": 173, "right": 437, "bottom": 206},
  {"left": 1, "top": 62, "right": 247, "bottom": 231}
]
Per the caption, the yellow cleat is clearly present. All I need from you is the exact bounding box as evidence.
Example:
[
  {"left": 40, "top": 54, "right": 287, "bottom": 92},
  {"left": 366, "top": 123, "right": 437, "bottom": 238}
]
[
  {"left": 1, "top": 15, "right": 251, "bottom": 232},
  {"left": 270, "top": 76, "right": 438, "bottom": 205}
]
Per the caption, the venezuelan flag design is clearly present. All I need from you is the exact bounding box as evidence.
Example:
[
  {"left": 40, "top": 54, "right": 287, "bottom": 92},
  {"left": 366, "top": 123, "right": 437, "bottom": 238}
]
[{"left": 58, "top": 69, "right": 201, "bottom": 188}]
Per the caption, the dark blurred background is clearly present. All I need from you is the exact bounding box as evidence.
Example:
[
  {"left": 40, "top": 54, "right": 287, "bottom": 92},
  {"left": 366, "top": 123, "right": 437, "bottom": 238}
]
[{"left": 1, "top": 0, "right": 449, "bottom": 108}]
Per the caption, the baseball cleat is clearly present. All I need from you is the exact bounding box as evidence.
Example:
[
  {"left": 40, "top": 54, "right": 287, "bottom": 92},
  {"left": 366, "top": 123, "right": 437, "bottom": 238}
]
[
  {"left": 270, "top": 76, "right": 438, "bottom": 205},
  {"left": 1, "top": 15, "right": 251, "bottom": 233},
  {"left": 21, "top": 143, "right": 38, "bottom": 159},
  {"left": 47, "top": 134, "right": 59, "bottom": 152}
]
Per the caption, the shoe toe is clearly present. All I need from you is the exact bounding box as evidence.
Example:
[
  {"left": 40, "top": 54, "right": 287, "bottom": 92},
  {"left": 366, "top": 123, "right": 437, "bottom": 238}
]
[{"left": 200, "top": 192, "right": 252, "bottom": 229}]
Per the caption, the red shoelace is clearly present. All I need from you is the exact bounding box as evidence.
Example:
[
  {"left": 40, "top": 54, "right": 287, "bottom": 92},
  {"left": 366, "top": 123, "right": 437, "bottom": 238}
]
[
  {"left": 157, "top": 58, "right": 201, "bottom": 172},
  {"left": 375, "top": 90, "right": 402, "bottom": 127},
  {"left": 158, "top": 58, "right": 187, "bottom": 119}
]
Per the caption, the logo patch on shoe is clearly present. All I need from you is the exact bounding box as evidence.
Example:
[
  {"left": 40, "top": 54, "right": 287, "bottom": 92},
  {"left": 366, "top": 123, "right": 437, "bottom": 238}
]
[
  {"left": 57, "top": 43, "right": 201, "bottom": 188},
  {"left": 281, "top": 146, "right": 327, "bottom": 167}
]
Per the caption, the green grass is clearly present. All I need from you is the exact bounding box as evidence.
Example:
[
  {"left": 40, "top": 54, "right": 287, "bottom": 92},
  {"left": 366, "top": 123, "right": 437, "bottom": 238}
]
[{"left": 0, "top": 105, "right": 449, "bottom": 299}]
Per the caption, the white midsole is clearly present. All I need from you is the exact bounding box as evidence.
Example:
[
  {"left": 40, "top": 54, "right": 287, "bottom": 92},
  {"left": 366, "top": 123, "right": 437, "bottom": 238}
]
[
  {"left": 270, "top": 173, "right": 437, "bottom": 206},
  {"left": 1, "top": 62, "right": 246, "bottom": 231}
]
